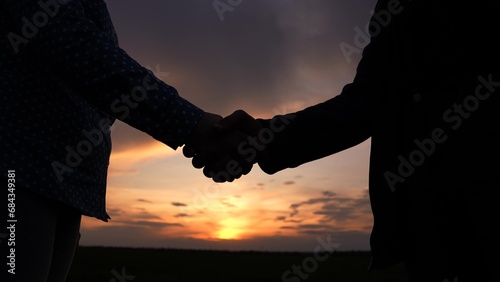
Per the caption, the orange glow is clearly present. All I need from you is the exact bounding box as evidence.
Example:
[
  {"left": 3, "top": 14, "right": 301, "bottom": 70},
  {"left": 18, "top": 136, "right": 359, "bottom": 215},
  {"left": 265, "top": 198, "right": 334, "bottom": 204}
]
[
  {"left": 109, "top": 140, "right": 175, "bottom": 172},
  {"left": 215, "top": 218, "right": 248, "bottom": 240}
]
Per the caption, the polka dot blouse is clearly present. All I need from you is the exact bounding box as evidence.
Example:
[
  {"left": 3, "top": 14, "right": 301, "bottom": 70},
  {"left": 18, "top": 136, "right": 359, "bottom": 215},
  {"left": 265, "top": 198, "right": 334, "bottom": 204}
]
[{"left": 0, "top": 0, "right": 203, "bottom": 221}]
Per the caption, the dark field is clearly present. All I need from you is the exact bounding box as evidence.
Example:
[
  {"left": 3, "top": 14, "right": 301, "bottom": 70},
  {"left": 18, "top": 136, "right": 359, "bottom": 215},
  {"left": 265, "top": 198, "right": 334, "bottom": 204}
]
[{"left": 67, "top": 247, "right": 408, "bottom": 282}]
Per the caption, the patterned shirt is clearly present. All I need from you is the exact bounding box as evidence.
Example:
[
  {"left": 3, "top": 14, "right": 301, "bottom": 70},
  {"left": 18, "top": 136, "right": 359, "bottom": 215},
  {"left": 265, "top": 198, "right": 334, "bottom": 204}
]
[{"left": 0, "top": 0, "right": 203, "bottom": 221}]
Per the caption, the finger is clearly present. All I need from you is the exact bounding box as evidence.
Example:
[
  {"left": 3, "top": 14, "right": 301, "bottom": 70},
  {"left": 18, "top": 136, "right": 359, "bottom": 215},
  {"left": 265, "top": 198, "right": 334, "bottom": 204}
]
[
  {"left": 192, "top": 155, "right": 205, "bottom": 169},
  {"left": 203, "top": 158, "right": 251, "bottom": 182},
  {"left": 215, "top": 110, "right": 261, "bottom": 135},
  {"left": 183, "top": 145, "right": 196, "bottom": 158},
  {"left": 203, "top": 158, "right": 235, "bottom": 183},
  {"left": 240, "top": 162, "right": 253, "bottom": 175},
  {"left": 192, "top": 147, "right": 218, "bottom": 169},
  {"left": 193, "top": 131, "right": 246, "bottom": 170}
]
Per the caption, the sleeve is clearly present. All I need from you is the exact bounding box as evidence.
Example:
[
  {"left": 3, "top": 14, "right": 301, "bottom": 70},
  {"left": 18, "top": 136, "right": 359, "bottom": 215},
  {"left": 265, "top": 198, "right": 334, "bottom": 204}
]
[
  {"left": 3, "top": 0, "right": 203, "bottom": 149},
  {"left": 257, "top": 0, "right": 393, "bottom": 174}
]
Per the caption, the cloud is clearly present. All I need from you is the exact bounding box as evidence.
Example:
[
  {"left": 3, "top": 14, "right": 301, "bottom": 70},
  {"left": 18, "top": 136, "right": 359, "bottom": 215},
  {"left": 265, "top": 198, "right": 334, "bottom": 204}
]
[
  {"left": 314, "top": 191, "right": 372, "bottom": 224},
  {"left": 289, "top": 191, "right": 337, "bottom": 217},
  {"left": 79, "top": 0, "right": 378, "bottom": 253},
  {"left": 137, "top": 198, "right": 153, "bottom": 203},
  {"left": 108, "top": 138, "right": 176, "bottom": 176},
  {"left": 104, "top": 0, "right": 377, "bottom": 155},
  {"left": 275, "top": 216, "right": 302, "bottom": 223},
  {"left": 220, "top": 198, "right": 236, "bottom": 208},
  {"left": 298, "top": 224, "right": 332, "bottom": 230},
  {"left": 93, "top": 0, "right": 381, "bottom": 196},
  {"left": 113, "top": 220, "right": 183, "bottom": 229},
  {"left": 283, "top": 181, "right": 295, "bottom": 185},
  {"left": 322, "top": 191, "right": 337, "bottom": 197},
  {"left": 132, "top": 212, "right": 162, "bottom": 220},
  {"left": 279, "top": 190, "right": 372, "bottom": 234},
  {"left": 107, "top": 208, "right": 123, "bottom": 218},
  {"left": 174, "top": 213, "right": 191, "bottom": 218}
]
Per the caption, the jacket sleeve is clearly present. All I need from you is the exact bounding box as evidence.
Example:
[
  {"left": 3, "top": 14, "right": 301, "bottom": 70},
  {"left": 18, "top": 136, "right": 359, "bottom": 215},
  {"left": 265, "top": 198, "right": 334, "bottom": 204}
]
[
  {"left": 3, "top": 0, "right": 203, "bottom": 149},
  {"left": 258, "top": 0, "right": 393, "bottom": 174}
]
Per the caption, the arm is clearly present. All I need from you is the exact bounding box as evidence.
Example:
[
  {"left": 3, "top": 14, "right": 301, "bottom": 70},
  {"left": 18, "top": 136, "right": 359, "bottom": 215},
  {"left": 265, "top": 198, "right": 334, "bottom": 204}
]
[
  {"left": 257, "top": 3, "right": 394, "bottom": 174},
  {"left": 4, "top": 0, "right": 202, "bottom": 149},
  {"left": 219, "top": 0, "right": 393, "bottom": 175}
]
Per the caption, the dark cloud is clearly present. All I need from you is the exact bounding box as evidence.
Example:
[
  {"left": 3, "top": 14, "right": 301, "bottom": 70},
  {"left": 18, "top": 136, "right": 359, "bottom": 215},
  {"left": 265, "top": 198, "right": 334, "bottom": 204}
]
[
  {"left": 283, "top": 181, "right": 295, "bottom": 185},
  {"left": 102, "top": 0, "right": 376, "bottom": 149},
  {"left": 106, "top": 207, "right": 163, "bottom": 222},
  {"left": 298, "top": 224, "right": 332, "bottom": 230},
  {"left": 220, "top": 198, "right": 236, "bottom": 208},
  {"left": 254, "top": 183, "right": 266, "bottom": 190},
  {"left": 322, "top": 191, "right": 337, "bottom": 198},
  {"left": 283, "top": 190, "right": 371, "bottom": 230},
  {"left": 107, "top": 207, "right": 123, "bottom": 218},
  {"left": 171, "top": 202, "right": 188, "bottom": 207},
  {"left": 132, "top": 211, "right": 162, "bottom": 220},
  {"left": 137, "top": 198, "right": 153, "bottom": 203},
  {"left": 174, "top": 213, "right": 191, "bottom": 218},
  {"left": 315, "top": 190, "right": 372, "bottom": 224},
  {"left": 275, "top": 216, "right": 302, "bottom": 223},
  {"left": 289, "top": 193, "right": 336, "bottom": 217},
  {"left": 107, "top": 165, "right": 139, "bottom": 175},
  {"left": 113, "top": 220, "right": 183, "bottom": 229},
  {"left": 80, "top": 0, "right": 378, "bottom": 252}
]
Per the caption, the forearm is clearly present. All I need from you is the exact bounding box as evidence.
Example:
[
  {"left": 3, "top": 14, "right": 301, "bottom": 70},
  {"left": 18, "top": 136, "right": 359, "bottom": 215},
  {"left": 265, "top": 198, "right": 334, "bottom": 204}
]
[
  {"left": 5, "top": 0, "right": 203, "bottom": 148},
  {"left": 256, "top": 88, "right": 374, "bottom": 174},
  {"left": 256, "top": 0, "right": 393, "bottom": 174}
]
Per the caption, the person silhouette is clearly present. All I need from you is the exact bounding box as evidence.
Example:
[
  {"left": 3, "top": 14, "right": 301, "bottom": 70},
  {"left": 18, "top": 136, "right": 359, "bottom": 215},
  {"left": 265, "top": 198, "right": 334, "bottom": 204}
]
[
  {"left": 0, "top": 1, "right": 250, "bottom": 281},
  {"left": 188, "top": 1, "right": 500, "bottom": 281}
]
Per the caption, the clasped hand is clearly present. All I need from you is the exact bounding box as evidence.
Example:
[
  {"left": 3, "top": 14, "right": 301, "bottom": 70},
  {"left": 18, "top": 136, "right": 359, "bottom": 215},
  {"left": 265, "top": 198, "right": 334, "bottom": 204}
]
[{"left": 183, "top": 110, "right": 265, "bottom": 182}]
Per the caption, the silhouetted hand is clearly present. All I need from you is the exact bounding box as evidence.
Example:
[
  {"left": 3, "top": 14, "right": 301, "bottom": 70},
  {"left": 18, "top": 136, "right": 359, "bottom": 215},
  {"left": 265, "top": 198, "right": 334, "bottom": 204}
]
[
  {"left": 183, "top": 111, "right": 254, "bottom": 182},
  {"left": 183, "top": 112, "right": 222, "bottom": 159},
  {"left": 185, "top": 110, "right": 274, "bottom": 182}
]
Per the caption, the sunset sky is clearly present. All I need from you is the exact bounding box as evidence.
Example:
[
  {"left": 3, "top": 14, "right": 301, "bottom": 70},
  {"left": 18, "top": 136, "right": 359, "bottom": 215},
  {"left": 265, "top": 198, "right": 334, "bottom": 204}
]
[{"left": 79, "top": 0, "right": 378, "bottom": 252}]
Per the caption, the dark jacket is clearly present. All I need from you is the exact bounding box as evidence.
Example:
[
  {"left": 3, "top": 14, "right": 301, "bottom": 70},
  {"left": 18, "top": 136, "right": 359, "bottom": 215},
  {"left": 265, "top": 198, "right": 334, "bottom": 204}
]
[{"left": 259, "top": 0, "right": 500, "bottom": 270}]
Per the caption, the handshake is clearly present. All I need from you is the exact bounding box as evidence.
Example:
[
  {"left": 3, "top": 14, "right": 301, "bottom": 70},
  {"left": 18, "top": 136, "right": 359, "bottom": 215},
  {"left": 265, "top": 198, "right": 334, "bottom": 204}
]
[{"left": 183, "top": 110, "right": 273, "bottom": 182}]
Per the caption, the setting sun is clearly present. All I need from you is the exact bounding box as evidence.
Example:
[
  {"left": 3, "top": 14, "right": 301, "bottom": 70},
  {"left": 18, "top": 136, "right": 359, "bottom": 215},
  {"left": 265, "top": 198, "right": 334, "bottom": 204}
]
[
  {"left": 216, "top": 218, "right": 248, "bottom": 240},
  {"left": 217, "top": 228, "right": 241, "bottom": 240}
]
